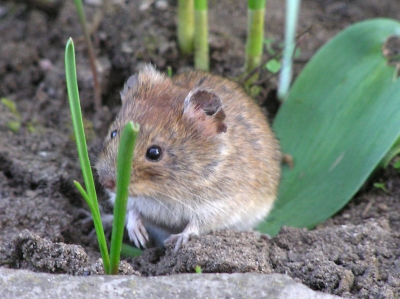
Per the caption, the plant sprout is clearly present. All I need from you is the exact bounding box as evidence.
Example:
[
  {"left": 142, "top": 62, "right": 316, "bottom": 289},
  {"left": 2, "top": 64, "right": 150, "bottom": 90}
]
[
  {"left": 109, "top": 120, "right": 139, "bottom": 274},
  {"left": 194, "top": 0, "right": 209, "bottom": 71},
  {"left": 244, "top": 0, "right": 266, "bottom": 82},
  {"left": 177, "top": 0, "right": 194, "bottom": 54},
  {"left": 277, "top": 0, "right": 301, "bottom": 100},
  {"left": 65, "top": 38, "right": 140, "bottom": 275}
]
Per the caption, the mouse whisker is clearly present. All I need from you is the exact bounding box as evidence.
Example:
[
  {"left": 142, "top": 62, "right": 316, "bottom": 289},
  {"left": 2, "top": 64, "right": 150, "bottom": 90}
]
[
  {"left": 175, "top": 178, "right": 268, "bottom": 222},
  {"left": 155, "top": 190, "right": 199, "bottom": 215},
  {"left": 175, "top": 187, "right": 230, "bottom": 218},
  {"left": 145, "top": 189, "right": 182, "bottom": 221}
]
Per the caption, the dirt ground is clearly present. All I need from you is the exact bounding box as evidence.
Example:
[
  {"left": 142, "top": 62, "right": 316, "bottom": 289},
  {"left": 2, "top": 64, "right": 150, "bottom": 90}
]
[{"left": 0, "top": 0, "right": 399, "bottom": 298}]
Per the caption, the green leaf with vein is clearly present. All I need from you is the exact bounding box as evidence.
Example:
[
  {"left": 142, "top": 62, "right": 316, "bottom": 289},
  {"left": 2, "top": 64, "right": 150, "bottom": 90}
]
[{"left": 260, "top": 19, "right": 400, "bottom": 236}]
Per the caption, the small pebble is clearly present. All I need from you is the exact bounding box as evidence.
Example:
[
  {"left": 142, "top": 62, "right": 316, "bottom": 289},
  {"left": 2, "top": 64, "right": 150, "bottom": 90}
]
[
  {"left": 139, "top": 0, "right": 154, "bottom": 11},
  {"left": 155, "top": 0, "right": 168, "bottom": 10},
  {"left": 39, "top": 59, "right": 53, "bottom": 72},
  {"left": 0, "top": 5, "right": 8, "bottom": 18},
  {"left": 85, "top": 0, "right": 102, "bottom": 6}
]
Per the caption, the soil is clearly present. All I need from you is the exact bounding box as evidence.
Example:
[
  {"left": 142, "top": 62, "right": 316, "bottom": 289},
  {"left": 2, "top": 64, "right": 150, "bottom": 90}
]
[{"left": 0, "top": 0, "right": 399, "bottom": 298}]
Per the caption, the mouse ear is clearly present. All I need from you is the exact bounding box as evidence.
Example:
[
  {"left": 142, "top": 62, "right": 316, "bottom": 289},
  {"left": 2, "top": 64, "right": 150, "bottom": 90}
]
[
  {"left": 120, "top": 75, "right": 138, "bottom": 103},
  {"left": 183, "top": 88, "right": 227, "bottom": 137}
]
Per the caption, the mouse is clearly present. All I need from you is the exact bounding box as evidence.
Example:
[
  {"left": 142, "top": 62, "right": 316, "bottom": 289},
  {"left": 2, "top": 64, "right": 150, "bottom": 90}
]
[{"left": 95, "top": 65, "right": 281, "bottom": 250}]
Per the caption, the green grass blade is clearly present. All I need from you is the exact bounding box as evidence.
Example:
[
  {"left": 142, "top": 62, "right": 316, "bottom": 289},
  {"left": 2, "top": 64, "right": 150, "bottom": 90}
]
[
  {"left": 120, "top": 243, "right": 142, "bottom": 258},
  {"left": 178, "top": 0, "right": 194, "bottom": 54},
  {"left": 260, "top": 19, "right": 400, "bottom": 236},
  {"left": 73, "top": 180, "right": 92, "bottom": 208},
  {"left": 65, "top": 38, "right": 96, "bottom": 211},
  {"left": 194, "top": 0, "right": 209, "bottom": 71},
  {"left": 277, "top": 0, "right": 301, "bottom": 100},
  {"left": 73, "top": 0, "right": 87, "bottom": 32},
  {"left": 244, "top": 0, "right": 266, "bottom": 81},
  {"left": 65, "top": 38, "right": 110, "bottom": 273},
  {"left": 109, "top": 122, "right": 139, "bottom": 275}
]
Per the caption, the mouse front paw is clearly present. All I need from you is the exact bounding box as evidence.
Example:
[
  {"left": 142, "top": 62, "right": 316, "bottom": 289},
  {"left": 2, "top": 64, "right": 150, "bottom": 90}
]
[
  {"left": 126, "top": 209, "right": 149, "bottom": 249},
  {"left": 164, "top": 223, "right": 199, "bottom": 251}
]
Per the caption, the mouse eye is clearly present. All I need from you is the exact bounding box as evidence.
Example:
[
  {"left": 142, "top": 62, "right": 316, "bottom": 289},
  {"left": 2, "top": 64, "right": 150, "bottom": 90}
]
[
  {"left": 110, "top": 130, "right": 117, "bottom": 139},
  {"left": 146, "top": 145, "right": 163, "bottom": 162}
]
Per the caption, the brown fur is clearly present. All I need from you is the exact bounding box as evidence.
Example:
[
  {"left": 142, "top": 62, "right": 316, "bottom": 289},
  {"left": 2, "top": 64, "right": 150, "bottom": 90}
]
[{"left": 96, "top": 65, "right": 281, "bottom": 248}]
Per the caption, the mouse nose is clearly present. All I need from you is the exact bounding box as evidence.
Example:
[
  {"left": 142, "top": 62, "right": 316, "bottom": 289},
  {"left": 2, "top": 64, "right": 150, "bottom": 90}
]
[{"left": 100, "top": 177, "right": 116, "bottom": 190}]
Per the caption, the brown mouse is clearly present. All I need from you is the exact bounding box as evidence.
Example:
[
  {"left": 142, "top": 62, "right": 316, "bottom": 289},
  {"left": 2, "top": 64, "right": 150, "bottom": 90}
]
[{"left": 96, "top": 65, "right": 281, "bottom": 250}]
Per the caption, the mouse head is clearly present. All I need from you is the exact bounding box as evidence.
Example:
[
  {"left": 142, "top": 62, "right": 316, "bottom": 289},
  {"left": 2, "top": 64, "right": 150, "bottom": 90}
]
[{"left": 96, "top": 66, "right": 228, "bottom": 203}]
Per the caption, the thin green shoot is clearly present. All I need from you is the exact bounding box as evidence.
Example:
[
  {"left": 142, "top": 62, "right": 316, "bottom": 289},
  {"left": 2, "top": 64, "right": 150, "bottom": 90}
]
[
  {"left": 120, "top": 243, "right": 143, "bottom": 258},
  {"left": 66, "top": 38, "right": 141, "bottom": 274},
  {"left": 178, "top": 0, "right": 194, "bottom": 54},
  {"left": 373, "top": 182, "right": 388, "bottom": 193},
  {"left": 244, "top": 0, "right": 266, "bottom": 84},
  {"left": 381, "top": 137, "right": 400, "bottom": 167},
  {"left": 167, "top": 66, "right": 173, "bottom": 78},
  {"left": 195, "top": 265, "right": 202, "bottom": 273},
  {"left": 1, "top": 97, "right": 22, "bottom": 132},
  {"left": 194, "top": 0, "right": 209, "bottom": 71},
  {"left": 1, "top": 98, "right": 21, "bottom": 117},
  {"left": 65, "top": 38, "right": 110, "bottom": 273},
  {"left": 277, "top": 0, "right": 301, "bottom": 100},
  {"left": 5, "top": 121, "right": 21, "bottom": 133},
  {"left": 73, "top": 181, "right": 91, "bottom": 205},
  {"left": 109, "top": 121, "right": 139, "bottom": 275},
  {"left": 73, "top": 0, "right": 102, "bottom": 111}
]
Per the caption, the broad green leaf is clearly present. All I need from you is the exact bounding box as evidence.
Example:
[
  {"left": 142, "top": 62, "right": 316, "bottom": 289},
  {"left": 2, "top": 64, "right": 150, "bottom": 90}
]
[{"left": 260, "top": 19, "right": 400, "bottom": 236}]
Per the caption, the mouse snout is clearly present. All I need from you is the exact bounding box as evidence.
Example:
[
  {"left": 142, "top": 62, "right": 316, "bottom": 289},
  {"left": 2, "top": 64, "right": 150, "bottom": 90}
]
[
  {"left": 96, "top": 163, "right": 117, "bottom": 191},
  {"left": 98, "top": 175, "right": 116, "bottom": 190},
  {"left": 101, "top": 177, "right": 116, "bottom": 190}
]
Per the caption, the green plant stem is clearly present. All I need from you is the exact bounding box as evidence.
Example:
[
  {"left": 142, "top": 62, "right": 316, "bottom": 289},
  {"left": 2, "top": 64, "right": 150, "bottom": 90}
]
[
  {"left": 120, "top": 243, "right": 142, "bottom": 258},
  {"left": 65, "top": 38, "right": 110, "bottom": 274},
  {"left": 381, "top": 136, "right": 400, "bottom": 167},
  {"left": 245, "top": 0, "right": 266, "bottom": 82},
  {"left": 194, "top": 0, "right": 209, "bottom": 71},
  {"left": 73, "top": 0, "right": 102, "bottom": 111},
  {"left": 73, "top": 181, "right": 91, "bottom": 205},
  {"left": 178, "top": 0, "right": 194, "bottom": 54},
  {"left": 109, "top": 122, "right": 139, "bottom": 275},
  {"left": 277, "top": 0, "right": 301, "bottom": 100}
]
